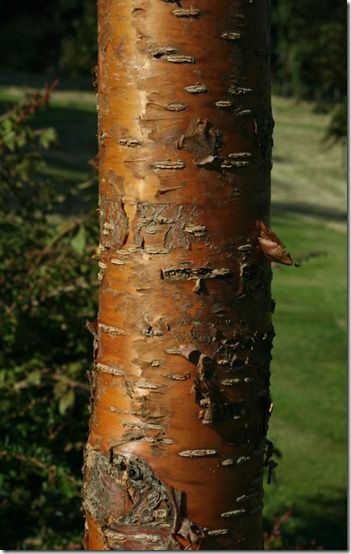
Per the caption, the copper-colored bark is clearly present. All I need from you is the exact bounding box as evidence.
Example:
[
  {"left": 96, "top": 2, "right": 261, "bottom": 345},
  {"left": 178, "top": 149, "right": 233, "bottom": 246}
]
[{"left": 83, "top": 0, "right": 274, "bottom": 549}]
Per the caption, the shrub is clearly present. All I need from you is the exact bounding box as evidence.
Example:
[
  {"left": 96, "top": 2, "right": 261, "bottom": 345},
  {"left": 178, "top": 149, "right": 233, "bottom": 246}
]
[{"left": 0, "top": 87, "right": 98, "bottom": 549}]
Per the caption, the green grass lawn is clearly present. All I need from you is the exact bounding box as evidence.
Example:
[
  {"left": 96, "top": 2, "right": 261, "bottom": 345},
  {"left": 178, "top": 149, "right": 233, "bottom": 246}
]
[
  {"left": 264, "top": 216, "right": 347, "bottom": 549},
  {"left": 0, "top": 83, "right": 347, "bottom": 549},
  {"left": 264, "top": 97, "right": 347, "bottom": 549},
  {"left": 271, "top": 95, "right": 346, "bottom": 228}
]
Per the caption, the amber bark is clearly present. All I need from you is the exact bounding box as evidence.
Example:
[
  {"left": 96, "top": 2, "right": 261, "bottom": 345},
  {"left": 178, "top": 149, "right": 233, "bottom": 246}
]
[{"left": 83, "top": 0, "right": 274, "bottom": 549}]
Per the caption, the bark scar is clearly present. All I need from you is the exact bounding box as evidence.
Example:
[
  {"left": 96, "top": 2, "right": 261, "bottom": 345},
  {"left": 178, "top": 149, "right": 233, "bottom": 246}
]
[{"left": 83, "top": 447, "right": 205, "bottom": 550}]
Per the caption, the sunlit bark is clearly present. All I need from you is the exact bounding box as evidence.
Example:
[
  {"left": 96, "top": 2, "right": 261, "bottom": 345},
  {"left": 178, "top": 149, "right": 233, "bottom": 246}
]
[{"left": 83, "top": 0, "right": 274, "bottom": 549}]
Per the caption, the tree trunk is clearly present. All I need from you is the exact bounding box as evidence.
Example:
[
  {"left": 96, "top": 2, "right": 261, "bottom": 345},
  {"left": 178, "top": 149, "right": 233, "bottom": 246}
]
[{"left": 83, "top": 0, "right": 274, "bottom": 549}]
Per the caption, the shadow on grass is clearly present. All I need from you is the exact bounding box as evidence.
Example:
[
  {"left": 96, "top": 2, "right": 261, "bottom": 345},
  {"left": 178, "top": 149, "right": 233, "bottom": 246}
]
[
  {"left": 34, "top": 104, "right": 97, "bottom": 173},
  {"left": 264, "top": 489, "right": 347, "bottom": 550},
  {"left": 272, "top": 201, "right": 347, "bottom": 223}
]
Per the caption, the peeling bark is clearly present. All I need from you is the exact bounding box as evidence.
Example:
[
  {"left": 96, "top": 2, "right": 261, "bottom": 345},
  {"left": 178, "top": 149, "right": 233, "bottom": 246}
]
[{"left": 84, "top": 0, "right": 274, "bottom": 550}]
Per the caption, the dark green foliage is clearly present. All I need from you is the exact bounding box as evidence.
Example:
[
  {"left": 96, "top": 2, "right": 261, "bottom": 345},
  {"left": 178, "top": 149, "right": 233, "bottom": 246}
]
[
  {"left": 0, "top": 0, "right": 97, "bottom": 77},
  {"left": 0, "top": 90, "right": 98, "bottom": 549},
  {"left": 271, "top": 0, "right": 346, "bottom": 142},
  {"left": 272, "top": 1, "right": 346, "bottom": 101},
  {"left": 60, "top": 1, "right": 98, "bottom": 76}
]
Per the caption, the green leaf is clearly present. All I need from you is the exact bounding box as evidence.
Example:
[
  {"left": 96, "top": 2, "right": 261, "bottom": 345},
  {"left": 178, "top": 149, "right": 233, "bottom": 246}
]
[
  {"left": 58, "top": 389, "right": 75, "bottom": 415},
  {"left": 26, "top": 371, "right": 42, "bottom": 386},
  {"left": 70, "top": 225, "right": 86, "bottom": 255},
  {"left": 3, "top": 130, "right": 16, "bottom": 151},
  {"left": 2, "top": 118, "right": 13, "bottom": 132},
  {"left": 39, "top": 127, "right": 57, "bottom": 149}
]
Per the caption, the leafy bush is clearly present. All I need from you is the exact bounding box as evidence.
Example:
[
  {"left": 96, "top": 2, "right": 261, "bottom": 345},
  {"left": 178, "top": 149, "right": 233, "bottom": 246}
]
[{"left": 0, "top": 88, "right": 98, "bottom": 549}]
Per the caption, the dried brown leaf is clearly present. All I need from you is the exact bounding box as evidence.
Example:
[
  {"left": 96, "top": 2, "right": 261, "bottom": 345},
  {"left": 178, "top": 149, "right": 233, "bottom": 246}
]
[{"left": 256, "top": 219, "right": 294, "bottom": 265}]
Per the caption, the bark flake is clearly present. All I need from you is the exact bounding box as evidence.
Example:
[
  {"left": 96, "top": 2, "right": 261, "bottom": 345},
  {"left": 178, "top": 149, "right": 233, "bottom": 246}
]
[
  {"left": 228, "top": 84, "right": 252, "bottom": 96},
  {"left": 172, "top": 7, "right": 201, "bottom": 17},
  {"left": 221, "top": 31, "right": 241, "bottom": 41},
  {"left": 184, "top": 83, "right": 208, "bottom": 94},
  {"left": 220, "top": 509, "right": 246, "bottom": 519},
  {"left": 160, "top": 267, "right": 233, "bottom": 281},
  {"left": 150, "top": 160, "right": 185, "bottom": 170},
  {"left": 166, "top": 55, "right": 195, "bottom": 64},
  {"left": 99, "top": 193, "right": 128, "bottom": 251},
  {"left": 165, "top": 101, "right": 188, "bottom": 112},
  {"left": 178, "top": 449, "right": 217, "bottom": 458},
  {"left": 177, "top": 117, "right": 222, "bottom": 165}
]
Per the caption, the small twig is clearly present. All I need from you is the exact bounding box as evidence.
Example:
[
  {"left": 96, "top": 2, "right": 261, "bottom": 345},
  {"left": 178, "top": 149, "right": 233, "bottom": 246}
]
[
  {"left": 14, "top": 367, "right": 89, "bottom": 392},
  {"left": 0, "top": 449, "right": 81, "bottom": 486},
  {"left": 51, "top": 372, "right": 90, "bottom": 391},
  {"left": 0, "top": 449, "right": 46, "bottom": 470}
]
